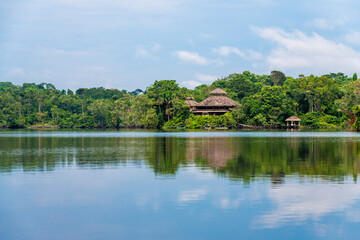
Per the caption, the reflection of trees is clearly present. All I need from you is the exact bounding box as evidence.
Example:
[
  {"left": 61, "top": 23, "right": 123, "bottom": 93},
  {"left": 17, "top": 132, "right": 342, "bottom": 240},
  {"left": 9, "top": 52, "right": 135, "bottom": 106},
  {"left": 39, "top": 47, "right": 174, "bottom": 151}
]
[
  {"left": 145, "top": 137, "right": 186, "bottom": 175},
  {"left": 0, "top": 136, "right": 186, "bottom": 175},
  {"left": 1, "top": 136, "right": 360, "bottom": 183},
  {"left": 214, "top": 137, "right": 360, "bottom": 183}
]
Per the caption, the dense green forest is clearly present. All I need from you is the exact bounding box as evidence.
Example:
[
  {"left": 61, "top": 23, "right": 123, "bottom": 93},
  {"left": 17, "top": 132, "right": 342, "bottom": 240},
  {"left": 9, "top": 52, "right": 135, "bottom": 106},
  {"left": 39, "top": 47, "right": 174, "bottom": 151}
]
[{"left": 1, "top": 71, "right": 360, "bottom": 129}]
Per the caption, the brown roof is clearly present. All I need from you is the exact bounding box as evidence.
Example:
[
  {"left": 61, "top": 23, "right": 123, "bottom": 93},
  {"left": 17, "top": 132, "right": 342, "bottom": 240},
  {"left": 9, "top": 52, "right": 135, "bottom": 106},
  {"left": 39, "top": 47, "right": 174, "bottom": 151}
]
[
  {"left": 210, "top": 88, "right": 227, "bottom": 95},
  {"left": 184, "top": 99, "right": 198, "bottom": 106},
  {"left": 197, "top": 95, "right": 240, "bottom": 107},
  {"left": 285, "top": 116, "right": 301, "bottom": 121}
]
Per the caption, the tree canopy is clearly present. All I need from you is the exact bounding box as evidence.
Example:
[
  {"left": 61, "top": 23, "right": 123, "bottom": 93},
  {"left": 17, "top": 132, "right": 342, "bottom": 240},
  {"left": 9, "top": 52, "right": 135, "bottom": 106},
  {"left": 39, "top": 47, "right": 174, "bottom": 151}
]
[{"left": 0, "top": 71, "right": 358, "bottom": 129}]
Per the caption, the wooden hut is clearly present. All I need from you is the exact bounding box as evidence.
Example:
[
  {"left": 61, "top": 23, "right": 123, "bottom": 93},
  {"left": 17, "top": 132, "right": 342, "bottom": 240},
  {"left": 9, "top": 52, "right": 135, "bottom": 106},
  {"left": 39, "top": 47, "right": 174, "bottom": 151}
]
[
  {"left": 187, "top": 88, "right": 240, "bottom": 116},
  {"left": 184, "top": 97, "right": 198, "bottom": 112},
  {"left": 285, "top": 116, "right": 301, "bottom": 128}
]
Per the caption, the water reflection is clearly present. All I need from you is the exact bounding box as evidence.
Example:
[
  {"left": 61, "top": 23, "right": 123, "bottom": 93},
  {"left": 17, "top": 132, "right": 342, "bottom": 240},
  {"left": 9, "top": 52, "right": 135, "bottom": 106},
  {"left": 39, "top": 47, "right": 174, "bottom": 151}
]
[
  {"left": 1, "top": 135, "right": 360, "bottom": 182},
  {"left": 2, "top": 132, "right": 360, "bottom": 239},
  {"left": 254, "top": 181, "right": 360, "bottom": 228},
  {"left": 178, "top": 189, "right": 208, "bottom": 205}
]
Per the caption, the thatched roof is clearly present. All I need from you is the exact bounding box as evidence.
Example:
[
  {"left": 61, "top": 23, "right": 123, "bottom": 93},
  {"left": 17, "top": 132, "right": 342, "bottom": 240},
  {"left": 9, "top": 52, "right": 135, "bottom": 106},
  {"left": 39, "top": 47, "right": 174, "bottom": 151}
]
[
  {"left": 197, "top": 95, "right": 241, "bottom": 107},
  {"left": 184, "top": 97, "right": 198, "bottom": 106},
  {"left": 210, "top": 88, "right": 227, "bottom": 95},
  {"left": 285, "top": 116, "right": 301, "bottom": 122}
]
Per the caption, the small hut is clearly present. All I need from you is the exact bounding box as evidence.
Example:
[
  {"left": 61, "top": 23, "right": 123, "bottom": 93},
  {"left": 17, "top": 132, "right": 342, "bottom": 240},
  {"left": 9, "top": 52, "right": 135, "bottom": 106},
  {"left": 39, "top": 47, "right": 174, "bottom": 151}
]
[
  {"left": 188, "top": 88, "right": 241, "bottom": 116},
  {"left": 184, "top": 97, "right": 198, "bottom": 112},
  {"left": 285, "top": 116, "right": 301, "bottom": 128}
]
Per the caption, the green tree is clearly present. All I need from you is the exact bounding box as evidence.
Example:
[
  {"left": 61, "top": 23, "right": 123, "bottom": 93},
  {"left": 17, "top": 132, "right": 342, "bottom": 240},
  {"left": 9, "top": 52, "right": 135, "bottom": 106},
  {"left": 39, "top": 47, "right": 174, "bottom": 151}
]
[
  {"left": 271, "top": 70, "right": 286, "bottom": 86},
  {"left": 146, "top": 80, "right": 181, "bottom": 126}
]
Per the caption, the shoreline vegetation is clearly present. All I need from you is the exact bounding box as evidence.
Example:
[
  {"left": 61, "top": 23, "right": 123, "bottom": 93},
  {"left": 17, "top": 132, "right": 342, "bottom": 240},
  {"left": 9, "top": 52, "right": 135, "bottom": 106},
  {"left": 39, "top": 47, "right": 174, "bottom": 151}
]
[{"left": 1, "top": 71, "right": 360, "bottom": 130}]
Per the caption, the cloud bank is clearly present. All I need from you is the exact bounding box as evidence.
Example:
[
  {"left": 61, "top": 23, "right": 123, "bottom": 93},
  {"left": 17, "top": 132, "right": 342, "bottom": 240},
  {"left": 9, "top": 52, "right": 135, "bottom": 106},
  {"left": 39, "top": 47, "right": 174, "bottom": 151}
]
[{"left": 253, "top": 27, "right": 360, "bottom": 75}]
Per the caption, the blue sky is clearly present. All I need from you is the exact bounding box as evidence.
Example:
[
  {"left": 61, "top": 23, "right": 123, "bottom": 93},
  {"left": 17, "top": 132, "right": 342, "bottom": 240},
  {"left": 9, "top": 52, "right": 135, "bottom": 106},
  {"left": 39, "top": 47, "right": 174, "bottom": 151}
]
[{"left": 1, "top": 0, "right": 360, "bottom": 90}]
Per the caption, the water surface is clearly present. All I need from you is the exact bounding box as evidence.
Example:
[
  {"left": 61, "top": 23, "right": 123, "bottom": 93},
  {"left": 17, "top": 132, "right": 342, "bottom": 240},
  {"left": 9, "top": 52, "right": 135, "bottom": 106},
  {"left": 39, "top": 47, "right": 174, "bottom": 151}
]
[{"left": 1, "top": 130, "right": 360, "bottom": 239}]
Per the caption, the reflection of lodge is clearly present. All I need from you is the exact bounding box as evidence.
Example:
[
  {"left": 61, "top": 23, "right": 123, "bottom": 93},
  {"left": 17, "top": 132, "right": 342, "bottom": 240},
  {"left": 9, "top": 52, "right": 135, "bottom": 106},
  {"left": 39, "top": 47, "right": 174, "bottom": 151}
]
[
  {"left": 186, "top": 138, "right": 237, "bottom": 169},
  {"left": 185, "top": 88, "right": 241, "bottom": 116},
  {"left": 285, "top": 116, "right": 301, "bottom": 128}
]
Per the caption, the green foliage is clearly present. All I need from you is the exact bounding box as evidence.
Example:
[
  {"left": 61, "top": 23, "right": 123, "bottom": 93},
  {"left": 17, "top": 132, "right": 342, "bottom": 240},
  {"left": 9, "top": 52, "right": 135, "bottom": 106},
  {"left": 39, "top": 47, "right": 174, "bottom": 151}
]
[
  {"left": 0, "top": 71, "right": 355, "bottom": 130},
  {"left": 301, "top": 112, "right": 321, "bottom": 128},
  {"left": 352, "top": 105, "right": 360, "bottom": 131},
  {"left": 75, "top": 87, "right": 124, "bottom": 99},
  {"left": 353, "top": 73, "right": 358, "bottom": 81},
  {"left": 301, "top": 112, "right": 343, "bottom": 128},
  {"left": 236, "top": 86, "right": 294, "bottom": 127},
  {"left": 185, "top": 113, "right": 236, "bottom": 129},
  {"left": 271, "top": 70, "right": 286, "bottom": 86},
  {"left": 210, "top": 71, "right": 262, "bottom": 101}
]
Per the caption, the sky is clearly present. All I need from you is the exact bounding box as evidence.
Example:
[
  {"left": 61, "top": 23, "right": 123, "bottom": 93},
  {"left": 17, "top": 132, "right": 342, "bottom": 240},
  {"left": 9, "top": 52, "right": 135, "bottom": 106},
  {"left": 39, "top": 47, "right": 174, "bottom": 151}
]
[{"left": 1, "top": 0, "right": 360, "bottom": 91}]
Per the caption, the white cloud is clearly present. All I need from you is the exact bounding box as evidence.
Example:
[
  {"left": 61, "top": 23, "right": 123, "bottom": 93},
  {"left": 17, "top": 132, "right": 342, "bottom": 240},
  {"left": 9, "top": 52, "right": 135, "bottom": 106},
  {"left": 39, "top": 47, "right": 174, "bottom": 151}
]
[
  {"left": 135, "top": 45, "right": 159, "bottom": 60},
  {"left": 196, "top": 73, "right": 218, "bottom": 82},
  {"left": 305, "top": 18, "right": 334, "bottom": 30},
  {"left": 182, "top": 80, "right": 203, "bottom": 89},
  {"left": 174, "top": 51, "right": 209, "bottom": 65},
  {"left": 181, "top": 73, "right": 219, "bottom": 89},
  {"left": 344, "top": 31, "right": 360, "bottom": 46},
  {"left": 213, "top": 46, "right": 263, "bottom": 60},
  {"left": 253, "top": 27, "right": 360, "bottom": 74},
  {"left": 178, "top": 189, "right": 207, "bottom": 204},
  {"left": 254, "top": 183, "right": 360, "bottom": 228},
  {"left": 213, "top": 46, "right": 245, "bottom": 57}
]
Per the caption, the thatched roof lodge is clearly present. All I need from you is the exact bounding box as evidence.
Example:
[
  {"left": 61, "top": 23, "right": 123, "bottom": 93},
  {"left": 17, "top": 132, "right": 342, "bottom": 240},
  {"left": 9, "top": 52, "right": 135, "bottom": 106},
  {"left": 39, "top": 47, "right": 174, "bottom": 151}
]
[
  {"left": 184, "top": 97, "right": 198, "bottom": 111},
  {"left": 285, "top": 116, "right": 301, "bottom": 128},
  {"left": 185, "top": 88, "right": 240, "bottom": 115}
]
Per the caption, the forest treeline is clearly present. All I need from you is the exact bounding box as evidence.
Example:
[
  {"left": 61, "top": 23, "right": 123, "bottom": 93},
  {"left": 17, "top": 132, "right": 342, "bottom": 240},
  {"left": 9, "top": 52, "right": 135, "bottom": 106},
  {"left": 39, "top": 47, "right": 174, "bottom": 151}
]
[{"left": 1, "top": 71, "right": 360, "bottom": 129}]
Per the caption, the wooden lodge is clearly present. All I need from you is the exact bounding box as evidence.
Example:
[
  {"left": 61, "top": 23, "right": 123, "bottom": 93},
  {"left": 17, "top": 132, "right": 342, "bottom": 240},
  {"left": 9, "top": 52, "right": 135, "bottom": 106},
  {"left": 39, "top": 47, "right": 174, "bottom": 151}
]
[
  {"left": 184, "top": 97, "right": 198, "bottom": 112},
  {"left": 285, "top": 116, "right": 301, "bottom": 128},
  {"left": 185, "top": 88, "right": 240, "bottom": 116}
]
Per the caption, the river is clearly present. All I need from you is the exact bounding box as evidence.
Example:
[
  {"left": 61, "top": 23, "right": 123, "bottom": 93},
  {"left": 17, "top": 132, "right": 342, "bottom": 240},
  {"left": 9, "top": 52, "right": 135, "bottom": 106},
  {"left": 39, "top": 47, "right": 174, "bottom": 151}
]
[{"left": 1, "top": 130, "right": 360, "bottom": 239}]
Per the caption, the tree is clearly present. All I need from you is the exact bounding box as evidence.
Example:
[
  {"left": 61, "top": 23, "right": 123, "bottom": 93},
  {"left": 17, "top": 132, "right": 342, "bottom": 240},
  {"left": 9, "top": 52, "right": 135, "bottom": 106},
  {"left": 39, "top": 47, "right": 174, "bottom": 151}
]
[
  {"left": 237, "top": 86, "right": 294, "bottom": 127},
  {"left": 353, "top": 73, "right": 358, "bottom": 81},
  {"left": 146, "top": 80, "right": 181, "bottom": 125},
  {"left": 218, "top": 72, "right": 262, "bottom": 101},
  {"left": 271, "top": 70, "right": 286, "bottom": 86}
]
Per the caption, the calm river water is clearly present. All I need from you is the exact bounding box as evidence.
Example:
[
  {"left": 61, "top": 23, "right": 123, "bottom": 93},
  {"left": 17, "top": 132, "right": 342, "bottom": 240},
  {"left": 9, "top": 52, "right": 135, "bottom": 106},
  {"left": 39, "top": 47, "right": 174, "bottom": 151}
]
[{"left": 1, "top": 130, "right": 360, "bottom": 240}]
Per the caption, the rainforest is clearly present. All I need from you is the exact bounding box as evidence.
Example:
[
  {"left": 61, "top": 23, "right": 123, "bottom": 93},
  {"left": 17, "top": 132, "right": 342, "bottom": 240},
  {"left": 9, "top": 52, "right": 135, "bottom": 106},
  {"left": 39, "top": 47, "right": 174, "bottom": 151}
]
[{"left": 1, "top": 71, "right": 360, "bottom": 130}]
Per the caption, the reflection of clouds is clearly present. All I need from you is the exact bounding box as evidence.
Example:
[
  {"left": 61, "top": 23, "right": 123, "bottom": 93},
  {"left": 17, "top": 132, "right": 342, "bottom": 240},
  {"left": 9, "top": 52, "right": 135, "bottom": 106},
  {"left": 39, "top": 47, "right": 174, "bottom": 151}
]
[
  {"left": 183, "top": 165, "right": 216, "bottom": 180},
  {"left": 346, "top": 210, "right": 360, "bottom": 222},
  {"left": 215, "top": 185, "right": 266, "bottom": 209},
  {"left": 178, "top": 189, "right": 207, "bottom": 204},
  {"left": 218, "top": 197, "right": 245, "bottom": 209},
  {"left": 255, "top": 183, "right": 360, "bottom": 228}
]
